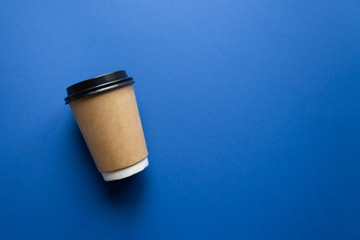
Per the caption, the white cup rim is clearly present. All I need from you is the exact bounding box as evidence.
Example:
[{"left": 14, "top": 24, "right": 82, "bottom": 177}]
[{"left": 101, "top": 157, "right": 149, "bottom": 181}]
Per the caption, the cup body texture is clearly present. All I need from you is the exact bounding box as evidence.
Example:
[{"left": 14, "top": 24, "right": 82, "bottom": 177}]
[{"left": 69, "top": 85, "right": 148, "bottom": 173}]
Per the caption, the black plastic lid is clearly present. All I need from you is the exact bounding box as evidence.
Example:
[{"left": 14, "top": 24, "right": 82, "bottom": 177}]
[{"left": 64, "top": 70, "right": 134, "bottom": 104}]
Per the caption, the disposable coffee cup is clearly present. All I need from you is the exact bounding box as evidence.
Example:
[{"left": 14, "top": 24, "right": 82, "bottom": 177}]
[{"left": 65, "top": 70, "right": 149, "bottom": 181}]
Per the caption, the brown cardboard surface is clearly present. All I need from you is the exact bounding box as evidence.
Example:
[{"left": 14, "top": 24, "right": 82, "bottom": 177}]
[{"left": 69, "top": 85, "right": 148, "bottom": 173}]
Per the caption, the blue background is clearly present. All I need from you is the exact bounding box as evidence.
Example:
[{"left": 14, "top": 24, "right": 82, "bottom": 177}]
[{"left": 1, "top": 1, "right": 359, "bottom": 239}]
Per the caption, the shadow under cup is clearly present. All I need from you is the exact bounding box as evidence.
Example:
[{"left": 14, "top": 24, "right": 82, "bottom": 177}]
[{"left": 65, "top": 70, "right": 149, "bottom": 181}]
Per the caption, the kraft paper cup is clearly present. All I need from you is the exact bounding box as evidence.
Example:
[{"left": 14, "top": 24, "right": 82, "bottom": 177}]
[{"left": 65, "top": 70, "right": 149, "bottom": 181}]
